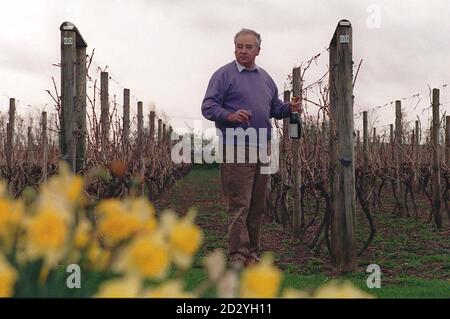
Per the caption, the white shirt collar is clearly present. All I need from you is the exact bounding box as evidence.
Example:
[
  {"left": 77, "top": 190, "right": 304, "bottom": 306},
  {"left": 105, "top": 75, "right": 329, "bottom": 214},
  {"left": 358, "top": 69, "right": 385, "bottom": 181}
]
[{"left": 235, "top": 60, "right": 258, "bottom": 72}]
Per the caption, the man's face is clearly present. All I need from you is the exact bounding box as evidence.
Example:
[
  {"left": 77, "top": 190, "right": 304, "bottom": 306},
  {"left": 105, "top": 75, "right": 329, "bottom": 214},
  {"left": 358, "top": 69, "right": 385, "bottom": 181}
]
[{"left": 234, "top": 34, "right": 260, "bottom": 68}]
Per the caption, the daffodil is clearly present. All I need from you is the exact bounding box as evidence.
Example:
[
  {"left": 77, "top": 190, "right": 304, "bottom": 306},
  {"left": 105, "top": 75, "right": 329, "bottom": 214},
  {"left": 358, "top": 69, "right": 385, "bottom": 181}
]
[
  {"left": 0, "top": 181, "right": 8, "bottom": 197},
  {"left": 95, "top": 276, "right": 141, "bottom": 298},
  {"left": 39, "top": 161, "right": 85, "bottom": 209},
  {"left": 114, "top": 233, "right": 170, "bottom": 280},
  {"left": 281, "top": 288, "right": 310, "bottom": 298},
  {"left": 170, "top": 220, "right": 202, "bottom": 255},
  {"left": 73, "top": 218, "right": 92, "bottom": 250},
  {"left": 142, "top": 280, "right": 195, "bottom": 298},
  {"left": 217, "top": 270, "right": 239, "bottom": 298},
  {"left": 240, "top": 254, "right": 282, "bottom": 298},
  {"left": 0, "top": 254, "right": 17, "bottom": 297},
  {"left": 313, "top": 281, "right": 374, "bottom": 298},
  {"left": 140, "top": 218, "right": 157, "bottom": 235},
  {"left": 0, "top": 198, "right": 24, "bottom": 252},
  {"left": 96, "top": 198, "right": 125, "bottom": 215},
  {"left": 203, "top": 249, "right": 226, "bottom": 282},
  {"left": 24, "top": 202, "right": 71, "bottom": 267},
  {"left": 96, "top": 199, "right": 142, "bottom": 246},
  {"left": 128, "top": 197, "right": 156, "bottom": 220},
  {"left": 128, "top": 198, "right": 157, "bottom": 235},
  {"left": 86, "top": 242, "right": 111, "bottom": 271},
  {"left": 161, "top": 209, "right": 203, "bottom": 269}
]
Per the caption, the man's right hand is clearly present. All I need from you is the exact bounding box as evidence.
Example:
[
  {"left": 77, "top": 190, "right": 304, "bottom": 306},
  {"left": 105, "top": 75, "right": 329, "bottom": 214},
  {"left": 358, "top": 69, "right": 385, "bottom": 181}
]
[{"left": 227, "top": 109, "right": 251, "bottom": 123}]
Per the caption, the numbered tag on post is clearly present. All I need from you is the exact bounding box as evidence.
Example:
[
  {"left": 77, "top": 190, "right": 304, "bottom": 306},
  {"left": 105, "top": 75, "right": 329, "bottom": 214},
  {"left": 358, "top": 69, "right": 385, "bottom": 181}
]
[
  {"left": 64, "top": 37, "right": 73, "bottom": 45},
  {"left": 340, "top": 35, "right": 350, "bottom": 43}
]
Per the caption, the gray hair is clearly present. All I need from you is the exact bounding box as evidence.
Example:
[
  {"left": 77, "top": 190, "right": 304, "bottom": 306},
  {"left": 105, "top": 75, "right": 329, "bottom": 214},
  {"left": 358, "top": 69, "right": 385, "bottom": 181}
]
[{"left": 234, "top": 28, "right": 261, "bottom": 48}]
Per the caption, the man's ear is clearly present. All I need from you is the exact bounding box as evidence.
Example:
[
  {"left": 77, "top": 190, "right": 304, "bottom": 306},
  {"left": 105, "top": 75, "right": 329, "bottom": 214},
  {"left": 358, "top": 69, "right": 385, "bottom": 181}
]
[{"left": 256, "top": 47, "right": 261, "bottom": 56}]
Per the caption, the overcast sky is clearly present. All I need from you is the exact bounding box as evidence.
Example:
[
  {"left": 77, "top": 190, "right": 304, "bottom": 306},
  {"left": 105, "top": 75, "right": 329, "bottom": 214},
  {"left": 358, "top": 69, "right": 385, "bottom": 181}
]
[{"left": 1, "top": 0, "right": 449, "bottom": 137}]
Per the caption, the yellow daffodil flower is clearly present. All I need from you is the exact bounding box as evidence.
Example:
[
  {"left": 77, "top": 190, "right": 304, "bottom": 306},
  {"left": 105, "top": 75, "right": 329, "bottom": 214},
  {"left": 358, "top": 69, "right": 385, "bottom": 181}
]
[
  {"left": 281, "top": 288, "right": 310, "bottom": 298},
  {"left": 240, "top": 254, "right": 282, "bottom": 298},
  {"left": 24, "top": 203, "right": 70, "bottom": 268},
  {"left": 161, "top": 209, "right": 203, "bottom": 269},
  {"left": 142, "top": 280, "right": 195, "bottom": 298},
  {"left": 95, "top": 276, "right": 141, "bottom": 298},
  {"left": 86, "top": 242, "right": 111, "bottom": 271},
  {"left": 96, "top": 199, "right": 142, "bottom": 246},
  {"left": 114, "top": 233, "right": 170, "bottom": 280},
  {"left": 39, "top": 161, "right": 85, "bottom": 209},
  {"left": 313, "top": 281, "right": 374, "bottom": 298},
  {"left": 0, "top": 254, "right": 18, "bottom": 297},
  {"left": 73, "top": 218, "right": 92, "bottom": 250},
  {"left": 0, "top": 198, "right": 24, "bottom": 252},
  {"left": 127, "top": 198, "right": 157, "bottom": 234}
]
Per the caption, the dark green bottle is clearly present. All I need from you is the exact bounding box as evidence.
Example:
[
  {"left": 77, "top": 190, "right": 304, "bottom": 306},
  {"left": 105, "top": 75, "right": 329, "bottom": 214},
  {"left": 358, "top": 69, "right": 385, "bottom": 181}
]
[{"left": 289, "top": 111, "right": 302, "bottom": 139}]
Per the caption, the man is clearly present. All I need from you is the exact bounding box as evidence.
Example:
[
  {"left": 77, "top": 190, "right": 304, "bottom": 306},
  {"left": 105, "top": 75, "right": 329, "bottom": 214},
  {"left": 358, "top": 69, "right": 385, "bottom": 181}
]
[{"left": 201, "top": 28, "right": 301, "bottom": 269}]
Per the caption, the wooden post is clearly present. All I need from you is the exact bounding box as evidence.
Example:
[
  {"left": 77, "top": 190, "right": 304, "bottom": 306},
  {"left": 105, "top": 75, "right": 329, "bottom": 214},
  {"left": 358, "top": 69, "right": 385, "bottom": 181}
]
[
  {"left": 157, "top": 118, "right": 162, "bottom": 144},
  {"left": 445, "top": 116, "right": 450, "bottom": 222},
  {"left": 0, "top": 131, "right": 3, "bottom": 161},
  {"left": 445, "top": 116, "right": 450, "bottom": 169},
  {"left": 431, "top": 89, "right": 442, "bottom": 228},
  {"left": 137, "top": 101, "right": 143, "bottom": 150},
  {"left": 281, "top": 90, "right": 291, "bottom": 226},
  {"left": 363, "top": 112, "right": 369, "bottom": 184},
  {"left": 168, "top": 126, "right": 173, "bottom": 148},
  {"left": 291, "top": 67, "right": 302, "bottom": 237},
  {"left": 389, "top": 123, "right": 394, "bottom": 162},
  {"left": 137, "top": 101, "right": 144, "bottom": 195},
  {"left": 356, "top": 130, "right": 361, "bottom": 153},
  {"left": 162, "top": 123, "right": 167, "bottom": 145},
  {"left": 60, "top": 22, "right": 87, "bottom": 171},
  {"left": 6, "top": 102, "right": 15, "bottom": 195},
  {"left": 76, "top": 43, "right": 87, "bottom": 173},
  {"left": 415, "top": 120, "right": 420, "bottom": 164},
  {"left": 390, "top": 124, "right": 394, "bottom": 143},
  {"left": 41, "top": 112, "right": 48, "bottom": 180},
  {"left": 395, "top": 101, "right": 405, "bottom": 217},
  {"left": 372, "top": 127, "right": 377, "bottom": 157},
  {"left": 149, "top": 110, "right": 155, "bottom": 144},
  {"left": 100, "top": 71, "right": 109, "bottom": 149},
  {"left": 282, "top": 90, "right": 290, "bottom": 151},
  {"left": 283, "top": 91, "right": 291, "bottom": 137},
  {"left": 27, "top": 127, "right": 33, "bottom": 161},
  {"left": 6, "top": 98, "right": 16, "bottom": 167},
  {"left": 123, "top": 88, "right": 130, "bottom": 151},
  {"left": 329, "top": 19, "right": 356, "bottom": 272},
  {"left": 60, "top": 22, "right": 82, "bottom": 172}
]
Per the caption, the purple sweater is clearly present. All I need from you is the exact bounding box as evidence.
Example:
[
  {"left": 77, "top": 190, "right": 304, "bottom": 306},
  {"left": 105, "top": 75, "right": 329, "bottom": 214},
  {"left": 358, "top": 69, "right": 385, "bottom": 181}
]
[{"left": 201, "top": 61, "right": 291, "bottom": 146}]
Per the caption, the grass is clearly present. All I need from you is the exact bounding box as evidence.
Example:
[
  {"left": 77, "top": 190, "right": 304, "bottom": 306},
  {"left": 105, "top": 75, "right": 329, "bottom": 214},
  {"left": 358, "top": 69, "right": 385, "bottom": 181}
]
[
  {"left": 181, "top": 268, "right": 450, "bottom": 298},
  {"left": 157, "top": 165, "right": 450, "bottom": 298}
]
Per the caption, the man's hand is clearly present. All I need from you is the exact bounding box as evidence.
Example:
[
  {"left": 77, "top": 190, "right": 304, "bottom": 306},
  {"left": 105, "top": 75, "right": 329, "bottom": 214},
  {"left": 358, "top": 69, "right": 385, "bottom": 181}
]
[
  {"left": 227, "top": 109, "right": 251, "bottom": 123},
  {"left": 289, "top": 96, "right": 302, "bottom": 114}
]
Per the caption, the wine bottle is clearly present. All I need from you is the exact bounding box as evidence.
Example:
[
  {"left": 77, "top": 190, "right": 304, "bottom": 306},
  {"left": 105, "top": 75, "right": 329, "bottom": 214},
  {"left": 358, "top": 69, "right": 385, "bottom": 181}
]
[{"left": 289, "top": 111, "right": 302, "bottom": 139}]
